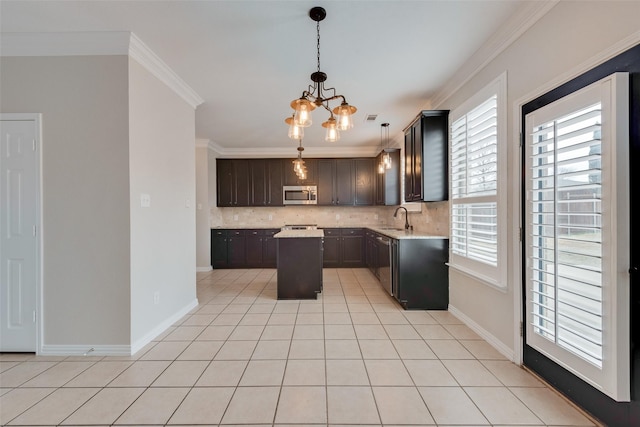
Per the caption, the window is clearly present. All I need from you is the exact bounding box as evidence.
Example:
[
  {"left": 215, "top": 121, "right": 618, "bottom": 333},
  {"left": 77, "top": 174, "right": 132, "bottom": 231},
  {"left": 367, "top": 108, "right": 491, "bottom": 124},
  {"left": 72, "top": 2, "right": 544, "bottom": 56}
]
[{"left": 449, "top": 73, "right": 507, "bottom": 289}]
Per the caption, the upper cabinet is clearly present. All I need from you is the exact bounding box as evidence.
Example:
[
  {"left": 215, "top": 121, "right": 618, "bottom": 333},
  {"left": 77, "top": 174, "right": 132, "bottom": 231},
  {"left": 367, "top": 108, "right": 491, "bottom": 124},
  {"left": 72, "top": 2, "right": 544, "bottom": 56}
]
[
  {"left": 217, "top": 159, "right": 249, "bottom": 206},
  {"left": 404, "top": 110, "right": 449, "bottom": 202},
  {"left": 317, "top": 159, "right": 353, "bottom": 206},
  {"left": 354, "top": 158, "right": 375, "bottom": 206},
  {"left": 217, "top": 157, "right": 375, "bottom": 207},
  {"left": 250, "top": 159, "right": 283, "bottom": 206},
  {"left": 218, "top": 159, "right": 282, "bottom": 207},
  {"left": 317, "top": 158, "right": 374, "bottom": 206}
]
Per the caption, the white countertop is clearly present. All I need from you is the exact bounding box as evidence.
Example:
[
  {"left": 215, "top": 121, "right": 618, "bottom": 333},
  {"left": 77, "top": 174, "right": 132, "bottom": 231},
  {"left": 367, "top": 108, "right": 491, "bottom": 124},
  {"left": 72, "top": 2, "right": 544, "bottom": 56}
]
[
  {"left": 366, "top": 226, "right": 448, "bottom": 240},
  {"left": 274, "top": 229, "right": 325, "bottom": 238}
]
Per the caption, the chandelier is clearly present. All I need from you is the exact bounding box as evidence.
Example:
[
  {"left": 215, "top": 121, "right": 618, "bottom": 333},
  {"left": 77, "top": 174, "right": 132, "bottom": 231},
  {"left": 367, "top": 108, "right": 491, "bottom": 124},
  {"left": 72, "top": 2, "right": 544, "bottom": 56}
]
[{"left": 285, "top": 6, "right": 357, "bottom": 142}]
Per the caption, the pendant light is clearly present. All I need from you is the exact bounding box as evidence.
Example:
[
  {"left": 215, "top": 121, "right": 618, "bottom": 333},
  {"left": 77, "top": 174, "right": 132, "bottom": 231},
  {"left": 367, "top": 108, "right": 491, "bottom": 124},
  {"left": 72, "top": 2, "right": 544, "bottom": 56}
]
[
  {"left": 292, "top": 139, "right": 307, "bottom": 180},
  {"left": 379, "top": 123, "right": 392, "bottom": 173}
]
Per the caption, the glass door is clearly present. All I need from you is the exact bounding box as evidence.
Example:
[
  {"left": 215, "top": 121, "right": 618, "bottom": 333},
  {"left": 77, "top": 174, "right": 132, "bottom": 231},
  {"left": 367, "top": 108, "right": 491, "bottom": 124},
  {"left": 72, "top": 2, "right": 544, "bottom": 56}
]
[{"left": 524, "top": 73, "right": 630, "bottom": 402}]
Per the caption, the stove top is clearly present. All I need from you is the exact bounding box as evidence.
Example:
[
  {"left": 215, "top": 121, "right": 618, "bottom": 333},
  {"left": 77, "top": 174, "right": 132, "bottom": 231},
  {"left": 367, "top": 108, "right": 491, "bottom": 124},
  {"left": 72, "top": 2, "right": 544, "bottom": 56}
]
[{"left": 281, "top": 224, "right": 318, "bottom": 230}]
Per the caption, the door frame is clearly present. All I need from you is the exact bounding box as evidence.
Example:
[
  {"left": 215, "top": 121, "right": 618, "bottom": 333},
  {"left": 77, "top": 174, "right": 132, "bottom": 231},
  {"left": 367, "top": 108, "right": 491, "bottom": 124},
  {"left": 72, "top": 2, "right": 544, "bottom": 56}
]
[
  {"left": 0, "top": 113, "right": 43, "bottom": 354},
  {"left": 517, "top": 43, "right": 640, "bottom": 425}
]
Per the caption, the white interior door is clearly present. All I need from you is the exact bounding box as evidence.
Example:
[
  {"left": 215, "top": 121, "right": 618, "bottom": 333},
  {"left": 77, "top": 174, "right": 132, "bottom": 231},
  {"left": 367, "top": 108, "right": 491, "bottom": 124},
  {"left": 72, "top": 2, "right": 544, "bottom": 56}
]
[
  {"left": 524, "top": 73, "right": 630, "bottom": 401},
  {"left": 0, "top": 115, "right": 40, "bottom": 352}
]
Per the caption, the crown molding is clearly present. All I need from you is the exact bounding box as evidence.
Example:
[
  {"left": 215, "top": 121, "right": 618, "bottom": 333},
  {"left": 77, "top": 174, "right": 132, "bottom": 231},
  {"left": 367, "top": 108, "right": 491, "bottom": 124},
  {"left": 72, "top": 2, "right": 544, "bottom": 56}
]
[
  {"left": 128, "top": 33, "right": 204, "bottom": 108},
  {"left": 211, "top": 144, "right": 379, "bottom": 159},
  {"left": 430, "top": 1, "right": 558, "bottom": 109},
  {"left": 1, "top": 31, "right": 203, "bottom": 109}
]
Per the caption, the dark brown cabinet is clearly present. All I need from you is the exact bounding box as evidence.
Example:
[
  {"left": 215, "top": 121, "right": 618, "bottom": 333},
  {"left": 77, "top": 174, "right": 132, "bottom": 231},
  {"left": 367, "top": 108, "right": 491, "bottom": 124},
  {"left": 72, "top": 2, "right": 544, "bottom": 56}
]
[
  {"left": 227, "top": 230, "right": 246, "bottom": 268},
  {"left": 318, "top": 159, "right": 353, "bottom": 206},
  {"left": 354, "top": 158, "right": 374, "bottom": 205},
  {"left": 375, "top": 149, "right": 401, "bottom": 205},
  {"left": 217, "top": 159, "right": 249, "bottom": 206},
  {"left": 250, "top": 160, "right": 283, "bottom": 206},
  {"left": 365, "top": 229, "right": 380, "bottom": 277},
  {"left": 321, "top": 228, "right": 365, "bottom": 268},
  {"left": 277, "top": 236, "right": 323, "bottom": 299},
  {"left": 211, "top": 228, "right": 279, "bottom": 268},
  {"left": 217, "top": 157, "right": 375, "bottom": 207},
  {"left": 318, "top": 158, "right": 374, "bottom": 206},
  {"left": 404, "top": 110, "right": 449, "bottom": 202},
  {"left": 245, "top": 229, "right": 279, "bottom": 267},
  {"left": 211, "top": 229, "right": 229, "bottom": 268},
  {"left": 392, "top": 238, "right": 449, "bottom": 309},
  {"left": 219, "top": 159, "right": 283, "bottom": 207}
]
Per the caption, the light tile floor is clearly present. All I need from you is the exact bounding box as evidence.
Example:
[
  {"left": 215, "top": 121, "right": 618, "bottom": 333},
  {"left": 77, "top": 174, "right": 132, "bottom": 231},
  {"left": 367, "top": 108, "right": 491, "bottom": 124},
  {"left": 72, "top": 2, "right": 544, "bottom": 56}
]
[{"left": 0, "top": 268, "right": 599, "bottom": 426}]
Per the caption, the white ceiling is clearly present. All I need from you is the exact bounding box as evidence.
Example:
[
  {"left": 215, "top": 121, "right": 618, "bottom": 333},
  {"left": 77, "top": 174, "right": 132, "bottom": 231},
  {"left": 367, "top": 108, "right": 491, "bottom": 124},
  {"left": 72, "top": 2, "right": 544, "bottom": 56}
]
[{"left": 1, "top": 1, "right": 539, "bottom": 157}]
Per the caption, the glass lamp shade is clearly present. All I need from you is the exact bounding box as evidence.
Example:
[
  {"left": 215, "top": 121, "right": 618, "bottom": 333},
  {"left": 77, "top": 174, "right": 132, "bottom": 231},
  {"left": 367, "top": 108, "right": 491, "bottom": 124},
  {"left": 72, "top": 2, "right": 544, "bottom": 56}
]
[
  {"left": 285, "top": 117, "right": 304, "bottom": 140},
  {"left": 291, "top": 98, "right": 315, "bottom": 127},
  {"left": 322, "top": 117, "right": 340, "bottom": 142},
  {"left": 333, "top": 102, "right": 357, "bottom": 130},
  {"left": 382, "top": 152, "right": 392, "bottom": 169},
  {"left": 378, "top": 162, "right": 385, "bottom": 174}
]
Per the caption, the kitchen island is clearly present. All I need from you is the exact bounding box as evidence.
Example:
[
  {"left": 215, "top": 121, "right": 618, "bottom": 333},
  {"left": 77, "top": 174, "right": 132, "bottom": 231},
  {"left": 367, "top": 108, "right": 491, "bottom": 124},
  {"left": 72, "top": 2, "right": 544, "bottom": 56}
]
[{"left": 274, "top": 229, "right": 324, "bottom": 299}]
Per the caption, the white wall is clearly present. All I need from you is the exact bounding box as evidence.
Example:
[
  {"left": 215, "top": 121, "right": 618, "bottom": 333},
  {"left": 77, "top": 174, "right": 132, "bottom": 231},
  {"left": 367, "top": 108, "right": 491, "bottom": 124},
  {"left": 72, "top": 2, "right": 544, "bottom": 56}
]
[
  {"left": 195, "top": 145, "right": 210, "bottom": 269},
  {"left": 128, "top": 58, "right": 197, "bottom": 345},
  {"left": 436, "top": 1, "right": 640, "bottom": 359},
  {"left": 0, "top": 56, "right": 132, "bottom": 346}
]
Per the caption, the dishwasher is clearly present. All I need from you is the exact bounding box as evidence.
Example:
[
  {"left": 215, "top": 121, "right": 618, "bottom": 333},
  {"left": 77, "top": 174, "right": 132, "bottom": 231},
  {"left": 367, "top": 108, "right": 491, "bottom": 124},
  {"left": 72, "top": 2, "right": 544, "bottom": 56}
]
[{"left": 377, "top": 235, "right": 393, "bottom": 295}]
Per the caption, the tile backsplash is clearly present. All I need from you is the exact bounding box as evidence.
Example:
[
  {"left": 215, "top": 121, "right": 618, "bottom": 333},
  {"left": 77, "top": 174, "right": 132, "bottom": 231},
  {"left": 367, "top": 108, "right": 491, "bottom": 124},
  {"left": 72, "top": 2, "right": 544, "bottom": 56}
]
[{"left": 210, "top": 202, "right": 450, "bottom": 236}]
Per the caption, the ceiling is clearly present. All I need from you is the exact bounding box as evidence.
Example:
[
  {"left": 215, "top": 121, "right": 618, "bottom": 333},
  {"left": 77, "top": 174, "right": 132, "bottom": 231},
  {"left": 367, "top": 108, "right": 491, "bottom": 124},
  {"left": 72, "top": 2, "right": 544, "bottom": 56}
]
[{"left": 1, "top": 1, "right": 538, "bottom": 157}]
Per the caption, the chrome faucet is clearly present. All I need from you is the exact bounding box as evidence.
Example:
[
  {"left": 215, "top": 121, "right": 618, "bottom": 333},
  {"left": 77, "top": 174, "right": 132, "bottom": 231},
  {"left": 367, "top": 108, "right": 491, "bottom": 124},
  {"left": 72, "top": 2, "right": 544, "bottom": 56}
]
[{"left": 393, "top": 206, "right": 411, "bottom": 230}]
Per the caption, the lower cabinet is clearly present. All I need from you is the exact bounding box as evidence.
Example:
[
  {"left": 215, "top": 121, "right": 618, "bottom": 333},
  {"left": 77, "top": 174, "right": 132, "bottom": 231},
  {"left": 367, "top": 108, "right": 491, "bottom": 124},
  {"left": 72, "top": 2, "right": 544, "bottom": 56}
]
[
  {"left": 277, "top": 237, "right": 323, "bottom": 299},
  {"left": 321, "top": 228, "right": 365, "bottom": 268},
  {"left": 365, "top": 230, "right": 379, "bottom": 276},
  {"left": 392, "top": 238, "right": 449, "bottom": 310},
  {"left": 211, "top": 229, "right": 279, "bottom": 268}
]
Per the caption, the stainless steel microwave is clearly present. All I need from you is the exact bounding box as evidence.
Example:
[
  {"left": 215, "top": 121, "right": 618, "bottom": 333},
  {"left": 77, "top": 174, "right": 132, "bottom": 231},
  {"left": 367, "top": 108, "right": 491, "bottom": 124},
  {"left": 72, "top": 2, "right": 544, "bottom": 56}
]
[{"left": 283, "top": 185, "right": 317, "bottom": 205}]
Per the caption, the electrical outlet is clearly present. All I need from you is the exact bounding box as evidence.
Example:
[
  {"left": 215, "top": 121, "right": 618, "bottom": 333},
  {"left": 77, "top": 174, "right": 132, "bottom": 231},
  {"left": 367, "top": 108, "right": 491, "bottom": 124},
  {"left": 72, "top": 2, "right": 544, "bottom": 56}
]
[
  {"left": 140, "top": 193, "right": 151, "bottom": 208},
  {"left": 268, "top": 214, "right": 273, "bottom": 221},
  {"left": 374, "top": 214, "right": 379, "bottom": 220},
  {"left": 335, "top": 214, "right": 340, "bottom": 220},
  {"left": 153, "top": 292, "right": 160, "bottom": 305},
  {"left": 233, "top": 214, "right": 239, "bottom": 221},
  {"left": 185, "top": 199, "right": 191, "bottom": 208}
]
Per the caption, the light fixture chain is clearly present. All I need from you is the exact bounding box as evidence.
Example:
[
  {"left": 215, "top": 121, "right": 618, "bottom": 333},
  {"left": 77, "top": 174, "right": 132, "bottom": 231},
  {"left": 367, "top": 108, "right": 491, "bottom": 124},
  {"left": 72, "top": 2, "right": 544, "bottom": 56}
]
[{"left": 316, "top": 19, "right": 321, "bottom": 73}]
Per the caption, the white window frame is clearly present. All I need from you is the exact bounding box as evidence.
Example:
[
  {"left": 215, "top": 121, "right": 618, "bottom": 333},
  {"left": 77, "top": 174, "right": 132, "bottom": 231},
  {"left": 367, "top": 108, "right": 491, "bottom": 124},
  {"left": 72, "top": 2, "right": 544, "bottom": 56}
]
[
  {"left": 524, "top": 72, "right": 630, "bottom": 401},
  {"left": 448, "top": 72, "right": 508, "bottom": 291}
]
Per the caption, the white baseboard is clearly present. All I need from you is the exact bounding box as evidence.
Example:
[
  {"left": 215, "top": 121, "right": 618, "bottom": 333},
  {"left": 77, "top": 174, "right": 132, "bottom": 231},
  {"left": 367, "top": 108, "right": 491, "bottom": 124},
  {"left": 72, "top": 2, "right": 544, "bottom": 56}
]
[
  {"left": 130, "top": 298, "right": 199, "bottom": 355},
  {"left": 196, "top": 266, "right": 212, "bottom": 272},
  {"left": 448, "top": 304, "right": 515, "bottom": 362},
  {"left": 40, "top": 344, "right": 131, "bottom": 356},
  {"left": 38, "top": 299, "right": 200, "bottom": 356}
]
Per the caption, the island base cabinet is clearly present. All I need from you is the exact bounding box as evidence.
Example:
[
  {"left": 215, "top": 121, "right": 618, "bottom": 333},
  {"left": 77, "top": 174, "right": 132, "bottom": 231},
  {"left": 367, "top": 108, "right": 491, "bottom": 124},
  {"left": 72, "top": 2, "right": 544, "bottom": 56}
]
[
  {"left": 277, "top": 237, "right": 323, "bottom": 299},
  {"left": 393, "top": 238, "right": 449, "bottom": 310}
]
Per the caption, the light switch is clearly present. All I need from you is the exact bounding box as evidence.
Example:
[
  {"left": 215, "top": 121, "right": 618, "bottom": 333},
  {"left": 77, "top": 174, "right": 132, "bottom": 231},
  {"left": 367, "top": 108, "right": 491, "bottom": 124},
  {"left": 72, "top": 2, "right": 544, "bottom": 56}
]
[
  {"left": 197, "top": 203, "right": 202, "bottom": 210},
  {"left": 140, "top": 193, "right": 151, "bottom": 208},
  {"left": 185, "top": 199, "right": 191, "bottom": 208}
]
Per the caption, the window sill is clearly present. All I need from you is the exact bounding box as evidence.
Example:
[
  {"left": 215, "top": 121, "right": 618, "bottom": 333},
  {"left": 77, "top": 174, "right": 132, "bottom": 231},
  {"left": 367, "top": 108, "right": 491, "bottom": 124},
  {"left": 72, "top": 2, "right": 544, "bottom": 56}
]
[{"left": 446, "top": 262, "right": 508, "bottom": 293}]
